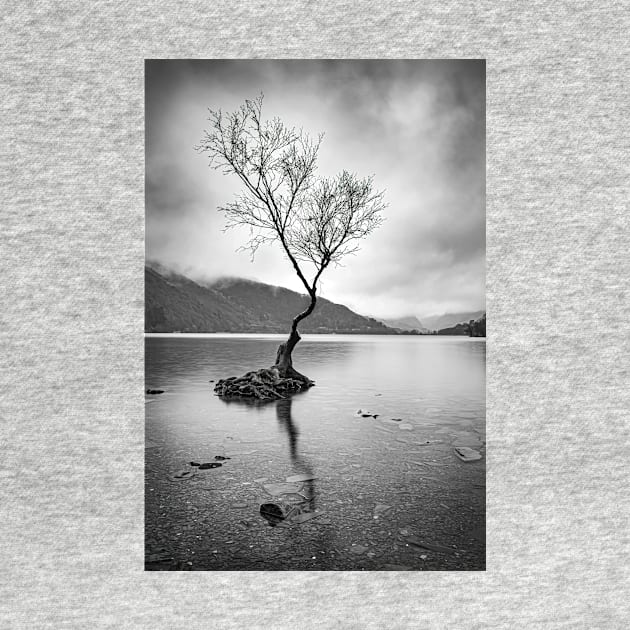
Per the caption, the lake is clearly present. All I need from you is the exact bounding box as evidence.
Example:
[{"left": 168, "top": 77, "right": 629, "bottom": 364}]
[{"left": 145, "top": 334, "right": 486, "bottom": 570}]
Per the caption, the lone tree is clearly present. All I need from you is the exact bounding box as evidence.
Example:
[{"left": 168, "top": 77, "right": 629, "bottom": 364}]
[{"left": 197, "top": 95, "right": 385, "bottom": 400}]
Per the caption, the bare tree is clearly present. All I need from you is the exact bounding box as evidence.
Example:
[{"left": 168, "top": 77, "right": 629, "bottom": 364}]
[{"left": 196, "top": 95, "right": 385, "bottom": 398}]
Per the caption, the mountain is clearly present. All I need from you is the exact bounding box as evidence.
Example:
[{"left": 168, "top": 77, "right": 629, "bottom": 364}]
[
  {"left": 422, "top": 310, "right": 485, "bottom": 331},
  {"left": 145, "top": 266, "right": 400, "bottom": 334},
  {"left": 145, "top": 266, "right": 256, "bottom": 333},
  {"left": 437, "top": 313, "right": 486, "bottom": 337},
  {"left": 468, "top": 313, "right": 486, "bottom": 337},
  {"left": 380, "top": 315, "right": 429, "bottom": 333}
]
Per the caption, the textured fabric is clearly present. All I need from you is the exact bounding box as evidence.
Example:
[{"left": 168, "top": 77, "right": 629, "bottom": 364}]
[{"left": 2, "top": 2, "right": 629, "bottom": 628}]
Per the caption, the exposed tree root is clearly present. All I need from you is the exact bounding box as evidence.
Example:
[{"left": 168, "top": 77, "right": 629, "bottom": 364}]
[{"left": 214, "top": 366, "right": 314, "bottom": 401}]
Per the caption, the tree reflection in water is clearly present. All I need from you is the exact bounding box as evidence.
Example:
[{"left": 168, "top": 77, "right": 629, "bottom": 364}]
[
  {"left": 218, "top": 395, "right": 318, "bottom": 517},
  {"left": 216, "top": 394, "right": 334, "bottom": 562},
  {"left": 275, "top": 397, "right": 316, "bottom": 511}
]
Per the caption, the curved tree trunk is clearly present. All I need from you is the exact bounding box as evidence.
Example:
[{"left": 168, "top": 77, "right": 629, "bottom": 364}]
[
  {"left": 273, "top": 293, "right": 317, "bottom": 384},
  {"left": 214, "top": 290, "right": 318, "bottom": 400}
]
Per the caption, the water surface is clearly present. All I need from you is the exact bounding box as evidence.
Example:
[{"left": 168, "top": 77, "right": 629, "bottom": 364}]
[{"left": 145, "top": 334, "right": 485, "bottom": 570}]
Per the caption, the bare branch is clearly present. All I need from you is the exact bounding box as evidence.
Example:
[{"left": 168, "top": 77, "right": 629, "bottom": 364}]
[{"left": 196, "top": 95, "right": 386, "bottom": 299}]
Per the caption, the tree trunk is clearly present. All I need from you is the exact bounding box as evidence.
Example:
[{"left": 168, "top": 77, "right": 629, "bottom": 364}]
[
  {"left": 214, "top": 295, "right": 316, "bottom": 400},
  {"left": 273, "top": 293, "right": 317, "bottom": 384},
  {"left": 274, "top": 329, "right": 312, "bottom": 383}
]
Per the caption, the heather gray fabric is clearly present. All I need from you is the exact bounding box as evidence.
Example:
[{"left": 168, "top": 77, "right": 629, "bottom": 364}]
[{"left": 2, "top": 2, "right": 629, "bottom": 628}]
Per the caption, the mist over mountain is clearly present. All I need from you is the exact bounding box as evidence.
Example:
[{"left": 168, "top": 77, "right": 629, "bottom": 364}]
[
  {"left": 421, "top": 311, "right": 486, "bottom": 331},
  {"left": 380, "top": 315, "right": 429, "bottom": 333},
  {"left": 145, "top": 266, "right": 400, "bottom": 335}
]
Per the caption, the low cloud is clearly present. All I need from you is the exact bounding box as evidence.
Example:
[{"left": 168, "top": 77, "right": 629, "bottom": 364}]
[{"left": 146, "top": 60, "right": 485, "bottom": 319}]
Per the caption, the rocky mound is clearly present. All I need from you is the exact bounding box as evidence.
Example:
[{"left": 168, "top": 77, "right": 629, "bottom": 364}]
[{"left": 214, "top": 367, "right": 314, "bottom": 401}]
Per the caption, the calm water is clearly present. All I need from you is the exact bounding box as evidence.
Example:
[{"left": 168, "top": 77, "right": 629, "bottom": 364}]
[{"left": 145, "top": 334, "right": 486, "bottom": 570}]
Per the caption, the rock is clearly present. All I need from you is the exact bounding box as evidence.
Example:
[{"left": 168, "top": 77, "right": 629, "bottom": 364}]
[
  {"left": 214, "top": 367, "right": 313, "bottom": 401},
  {"left": 189, "top": 461, "right": 200, "bottom": 467},
  {"left": 263, "top": 482, "right": 302, "bottom": 497},
  {"left": 281, "top": 492, "right": 311, "bottom": 504},
  {"left": 391, "top": 418, "right": 403, "bottom": 422},
  {"left": 350, "top": 545, "right": 369, "bottom": 555},
  {"left": 198, "top": 462, "right": 222, "bottom": 470},
  {"left": 170, "top": 470, "right": 195, "bottom": 481},
  {"left": 146, "top": 389, "right": 164, "bottom": 395},
  {"left": 405, "top": 536, "right": 454, "bottom": 554},
  {"left": 146, "top": 552, "right": 173, "bottom": 563},
  {"left": 214, "top": 455, "right": 230, "bottom": 460},
  {"left": 290, "top": 510, "right": 325, "bottom": 524},
  {"left": 259, "top": 503, "right": 286, "bottom": 526},
  {"left": 454, "top": 447, "right": 482, "bottom": 462},
  {"left": 356, "top": 409, "right": 378, "bottom": 418},
  {"left": 285, "top": 473, "right": 317, "bottom": 483}
]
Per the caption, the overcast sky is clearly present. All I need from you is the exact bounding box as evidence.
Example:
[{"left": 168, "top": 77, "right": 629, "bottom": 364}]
[{"left": 146, "top": 60, "right": 485, "bottom": 320}]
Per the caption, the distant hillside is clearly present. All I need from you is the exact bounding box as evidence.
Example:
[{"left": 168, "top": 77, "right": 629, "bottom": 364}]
[
  {"left": 145, "top": 267, "right": 255, "bottom": 333},
  {"left": 437, "top": 313, "right": 486, "bottom": 337},
  {"left": 145, "top": 266, "right": 400, "bottom": 334},
  {"left": 380, "top": 315, "right": 428, "bottom": 333},
  {"left": 422, "top": 310, "right": 485, "bottom": 331},
  {"left": 209, "top": 277, "right": 395, "bottom": 334}
]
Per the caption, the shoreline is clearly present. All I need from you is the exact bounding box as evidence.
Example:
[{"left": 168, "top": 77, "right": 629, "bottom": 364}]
[{"left": 144, "top": 332, "right": 486, "bottom": 339}]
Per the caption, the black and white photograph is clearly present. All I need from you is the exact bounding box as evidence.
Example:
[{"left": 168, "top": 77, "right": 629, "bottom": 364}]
[{"left": 145, "top": 59, "right": 485, "bottom": 570}]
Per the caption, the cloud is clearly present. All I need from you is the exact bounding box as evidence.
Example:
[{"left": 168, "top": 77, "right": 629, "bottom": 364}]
[{"left": 145, "top": 60, "right": 485, "bottom": 319}]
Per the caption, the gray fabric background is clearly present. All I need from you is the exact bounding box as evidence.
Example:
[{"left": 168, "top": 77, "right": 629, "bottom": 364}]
[{"left": 2, "top": 2, "right": 628, "bottom": 628}]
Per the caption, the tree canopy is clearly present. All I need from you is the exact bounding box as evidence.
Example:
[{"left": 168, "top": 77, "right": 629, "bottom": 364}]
[{"left": 196, "top": 95, "right": 386, "bottom": 300}]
